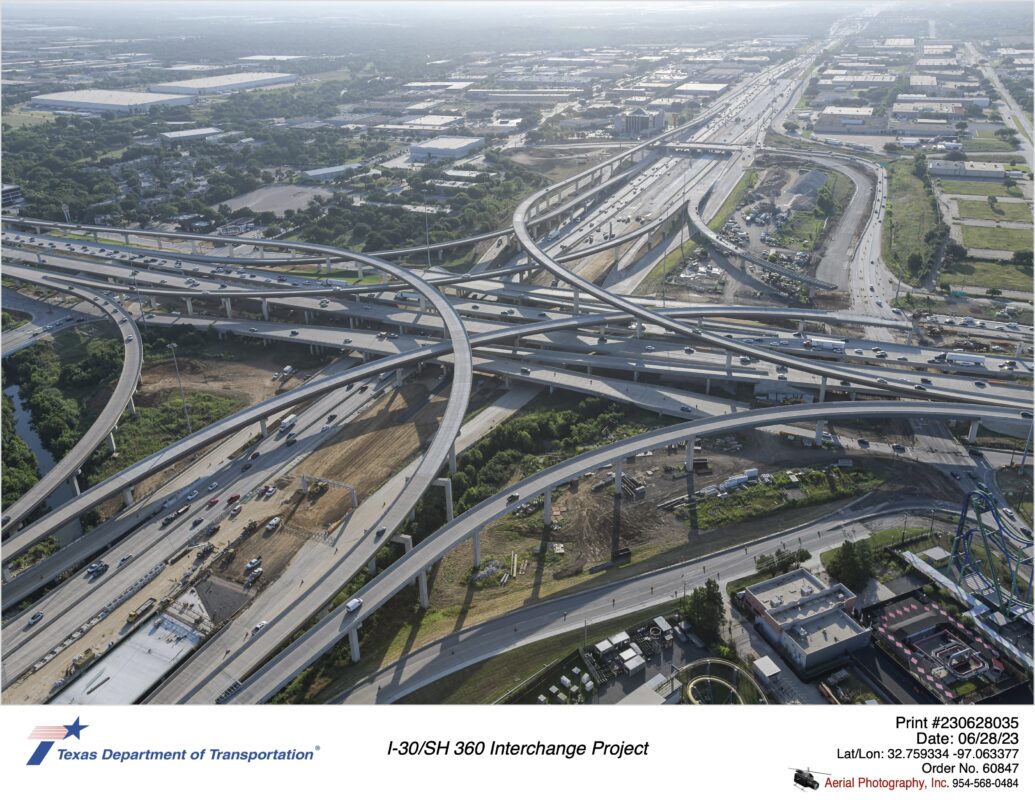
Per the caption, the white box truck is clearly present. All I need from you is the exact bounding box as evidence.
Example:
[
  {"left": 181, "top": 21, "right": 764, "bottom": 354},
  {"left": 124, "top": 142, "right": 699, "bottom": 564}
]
[{"left": 278, "top": 414, "right": 298, "bottom": 434}]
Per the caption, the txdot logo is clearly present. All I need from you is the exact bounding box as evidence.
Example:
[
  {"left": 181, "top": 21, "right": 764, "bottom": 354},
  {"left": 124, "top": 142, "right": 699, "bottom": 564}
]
[{"left": 26, "top": 718, "right": 88, "bottom": 766}]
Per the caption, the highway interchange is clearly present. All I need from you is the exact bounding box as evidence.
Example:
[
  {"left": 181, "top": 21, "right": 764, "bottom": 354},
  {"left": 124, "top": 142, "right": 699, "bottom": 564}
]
[{"left": 1, "top": 32, "right": 1032, "bottom": 705}]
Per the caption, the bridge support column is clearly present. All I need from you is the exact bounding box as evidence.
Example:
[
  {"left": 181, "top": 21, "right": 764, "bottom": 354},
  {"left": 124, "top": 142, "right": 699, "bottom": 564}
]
[
  {"left": 261, "top": 299, "right": 269, "bottom": 321},
  {"left": 72, "top": 473, "right": 81, "bottom": 496},
  {"left": 725, "top": 350, "right": 732, "bottom": 376},
  {"left": 434, "top": 477, "right": 454, "bottom": 521},
  {"left": 223, "top": 298, "right": 232, "bottom": 319},
  {"left": 967, "top": 420, "right": 979, "bottom": 444},
  {"left": 472, "top": 530, "right": 481, "bottom": 569},
  {"left": 814, "top": 419, "right": 825, "bottom": 446},
  {"left": 304, "top": 310, "right": 311, "bottom": 324},
  {"left": 614, "top": 463, "right": 623, "bottom": 496},
  {"left": 705, "top": 377, "right": 711, "bottom": 394},
  {"left": 128, "top": 394, "right": 136, "bottom": 415},
  {"left": 355, "top": 262, "right": 364, "bottom": 280},
  {"left": 448, "top": 443, "right": 457, "bottom": 475},
  {"left": 367, "top": 557, "right": 378, "bottom": 576},
  {"left": 260, "top": 419, "right": 267, "bottom": 436},
  {"left": 394, "top": 369, "right": 404, "bottom": 388},
  {"left": 798, "top": 318, "right": 805, "bottom": 334},
  {"left": 122, "top": 486, "right": 134, "bottom": 506},
  {"left": 108, "top": 430, "right": 117, "bottom": 453},
  {"left": 190, "top": 240, "right": 197, "bottom": 255},
  {"left": 635, "top": 320, "right": 643, "bottom": 339},
  {"left": 123, "top": 233, "right": 129, "bottom": 245},
  {"left": 572, "top": 287, "right": 580, "bottom": 315},
  {"left": 633, "top": 370, "right": 639, "bottom": 382},
  {"left": 543, "top": 489, "right": 552, "bottom": 527},
  {"left": 685, "top": 436, "right": 697, "bottom": 471},
  {"left": 819, "top": 375, "right": 827, "bottom": 403},
  {"left": 348, "top": 627, "right": 360, "bottom": 662},
  {"left": 185, "top": 298, "right": 193, "bottom": 315},
  {"left": 325, "top": 256, "right": 331, "bottom": 274}
]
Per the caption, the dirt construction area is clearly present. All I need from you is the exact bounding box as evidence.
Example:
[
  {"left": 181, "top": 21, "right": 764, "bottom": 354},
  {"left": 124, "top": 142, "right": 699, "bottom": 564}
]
[{"left": 423, "top": 426, "right": 962, "bottom": 625}]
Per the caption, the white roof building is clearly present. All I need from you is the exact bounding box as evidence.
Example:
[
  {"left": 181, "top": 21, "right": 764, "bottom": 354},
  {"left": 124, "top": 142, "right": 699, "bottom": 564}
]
[
  {"left": 30, "top": 89, "right": 193, "bottom": 113},
  {"left": 148, "top": 72, "right": 297, "bottom": 95},
  {"left": 409, "top": 135, "right": 484, "bottom": 162}
]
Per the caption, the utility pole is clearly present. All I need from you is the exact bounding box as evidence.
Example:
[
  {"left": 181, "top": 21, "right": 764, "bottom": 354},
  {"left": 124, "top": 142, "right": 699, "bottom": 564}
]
[{"left": 168, "top": 343, "right": 192, "bottom": 434}]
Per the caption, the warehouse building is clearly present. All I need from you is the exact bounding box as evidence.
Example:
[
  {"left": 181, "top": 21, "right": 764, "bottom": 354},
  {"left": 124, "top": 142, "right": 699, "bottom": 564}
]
[
  {"left": 30, "top": 89, "right": 193, "bottom": 114},
  {"left": 148, "top": 71, "right": 296, "bottom": 95},
  {"left": 891, "top": 100, "right": 965, "bottom": 120},
  {"left": 673, "top": 81, "right": 728, "bottom": 96},
  {"left": 927, "top": 160, "right": 1007, "bottom": 179},
  {"left": 410, "top": 136, "right": 485, "bottom": 162},
  {"left": 613, "top": 107, "right": 665, "bottom": 138},
  {"left": 814, "top": 105, "right": 887, "bottom": 134},
  {"left": 159, "top": 126, "right": 222, "bottom": 142},
  {"left": 301, "top": 163, "right": 364, "bottom": 182},
  {"left": 740, "top": 568, "right": 869, "bottom": 677}
]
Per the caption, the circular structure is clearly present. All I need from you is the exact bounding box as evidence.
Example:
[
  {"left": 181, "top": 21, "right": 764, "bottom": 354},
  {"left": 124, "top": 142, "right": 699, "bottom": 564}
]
[{"left": 676, "top": 658, "right": 768, "bottom": 705}]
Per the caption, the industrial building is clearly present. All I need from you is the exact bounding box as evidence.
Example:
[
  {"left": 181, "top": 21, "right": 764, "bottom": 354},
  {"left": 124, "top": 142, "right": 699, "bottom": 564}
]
[
  {"left": 740, "top": 568, "right": 870, "bottom": 677},
  {"left": 927, "top": 160, "right": 1007, "bottom": 179},
  {"left": 148, "top": 71, "right": 297, "bottom": 95},
  {"left": 409, "top": 136, "right": 484, "bottom": 163},
  {"left": 673, "top": 81, "right": 728, "bottom": 96},
  {"left": 891, "top": 100, "right": 965, "bottom": 120},
  {"left": 613, "top": 107, "right": 665, "bottom": 138},
  {"left": 159, "top": 126, "right": 222, "bottom": 142},
  {"left": 813, "top": 105, "right": 887, "bottom": 134},
  {"left": 30, "top": 89, "right": 194, "bottom": 114},
  {"left": 375, "top": 114, "right": 463, "bottom": 134},
  {"left": 300, "top": 163, "right": 364, "bottom": 182}
]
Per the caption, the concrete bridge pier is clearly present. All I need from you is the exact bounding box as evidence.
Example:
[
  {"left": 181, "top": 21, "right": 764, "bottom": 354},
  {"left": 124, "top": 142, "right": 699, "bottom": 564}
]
[
  {"left": 127, "top": 394, "right": 137, "bottom": 415},
  {"left": 814, "top": 419, "right": 825, "bottom": 446},
  {"left": 725, "top": 350, "right": 732, "bottom": 375},
  {"left": 635, "top": 320, "right": 643, "bottom": 339},
  {"left": 260, "top": 419, "right": 267, "bottom": 436},
  {"left": 818, "top": 375, "right": 827, "bottom": 403},
  {"left": 394, "top": 369, "right": 404, "bottom": 388},
  {"left": 705, "top": 377, "right": 711, "bottom": 394},
  {"left": 572, "top": 287, "right": 580, "bottom": 315},
  {"left": 122, "top": 486, "right": 134, "bottom": 506},
  {"left": 543, "top": 489, "right": 552, "bottom": 527},
  {"left": 448, "top": 443, "right": 457, "bottom": 475},
  {"left": 367, "top": 557, "right": 378, "bottom": 576},
  {"left": 348, "top": 627, "right": 361, "bottom": 662},
  {"left": 614, "top": 463, "right": 623, "bottom": 495},
  {"left": 304, "top": 310, "right": 311, "bottom": 325},
  {"left": 684, "top": 436, "right": 697, "bottom": 471},
  {"left": 122, "top": 233, "right": 129, "bottom": 245},
  {"left": 472, "top": 529, "right": 481, "bottom": 569},
  {"left": 434, "top": 477, "right": 454, "bottom": 521},
  {"left": 261, "top": 299, "right": 269, "bottom": 321},
  {"left": 71, "top": 473, "right": 81, "bottom": 496},
  {"left": 108, "top": 430, "right": 117, "bottom": 453},
  {"left": 223, "top": 298, "right": 232, "bottom": 319},
  {"left": 185, "top": 297, "right": 193, "bottom": 315},
  {"left": 967, "top": 420, "right": 980, "bottom": 444},
  {"left": 418, "top": 569, "right": 429, "bottom": 608}
]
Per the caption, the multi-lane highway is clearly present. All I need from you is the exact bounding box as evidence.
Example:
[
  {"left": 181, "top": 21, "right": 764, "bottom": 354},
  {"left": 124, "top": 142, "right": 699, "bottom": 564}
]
[{"left": 2, "top": 37, "right": 1031, "bottom": 708}]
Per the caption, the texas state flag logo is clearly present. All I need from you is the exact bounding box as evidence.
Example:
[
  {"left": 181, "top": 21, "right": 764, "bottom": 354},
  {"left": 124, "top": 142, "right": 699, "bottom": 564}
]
[{"left": 26, "top": 718, "right": 88, "bottom": 765}]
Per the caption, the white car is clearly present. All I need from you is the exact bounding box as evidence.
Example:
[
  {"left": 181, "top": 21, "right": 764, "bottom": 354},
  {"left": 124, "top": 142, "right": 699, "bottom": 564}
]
[
  {"left": 266, "top": 517, "right": 281, "bottom": 531},
  {"left": 207, "top": 482, "right": 218, "bottom": 492},
  {"left": 186, "top": 489, "right": 199, "bottom": 500},
  {"left": 345, "top": 598, "right": 363, "bottom": 614}
]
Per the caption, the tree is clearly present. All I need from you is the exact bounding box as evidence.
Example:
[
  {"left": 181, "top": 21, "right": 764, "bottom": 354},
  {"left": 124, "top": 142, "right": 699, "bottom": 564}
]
[
  {"left": 911, "top": 153, "right": 927, "bottom": 179},
  {"left": 782, "top": 121, "right": 799, "bottom": 133},
  {"left": 944, "top": 150, "right": 965, "bottom": 161},
  {"left": 682, "top": 578, "right": 725, "bottom": 645},
  {"left": 1011, "top": 249, "right": 1033, "bottom": 266},
  {"left": 907, "top": 253, "right": 924, "bottom": 276},
  {"left": 986, "top": 288, "right": 1002, "bottom": 297},
  {"left": 883, "top": 142, "right": 901, "bottom": 154},
  {"left": 987, "top": 194, "right": 998, "bottom": 207},
  {"left": 826, "top": 539, "right": 875, "bottom": 592}
]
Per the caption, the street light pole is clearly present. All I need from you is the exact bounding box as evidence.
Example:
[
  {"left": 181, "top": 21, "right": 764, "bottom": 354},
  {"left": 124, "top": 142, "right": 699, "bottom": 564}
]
[{"left": 167, "top": 343, "right": 192, "bottom": 434}]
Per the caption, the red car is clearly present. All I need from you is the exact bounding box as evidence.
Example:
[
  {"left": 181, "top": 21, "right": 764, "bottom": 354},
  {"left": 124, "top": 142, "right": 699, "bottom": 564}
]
[
  {"left": 226, "top": 493, "right": 241, "bottom": 504},
  {"left": 205, "top": 497, "right": 219, "bottom": 508}
]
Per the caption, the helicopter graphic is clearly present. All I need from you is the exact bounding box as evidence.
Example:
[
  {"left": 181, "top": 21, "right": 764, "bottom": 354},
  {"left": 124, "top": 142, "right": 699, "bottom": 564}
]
[{"left": 790, "top": 766, "right": 830, "bottom": 790}]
